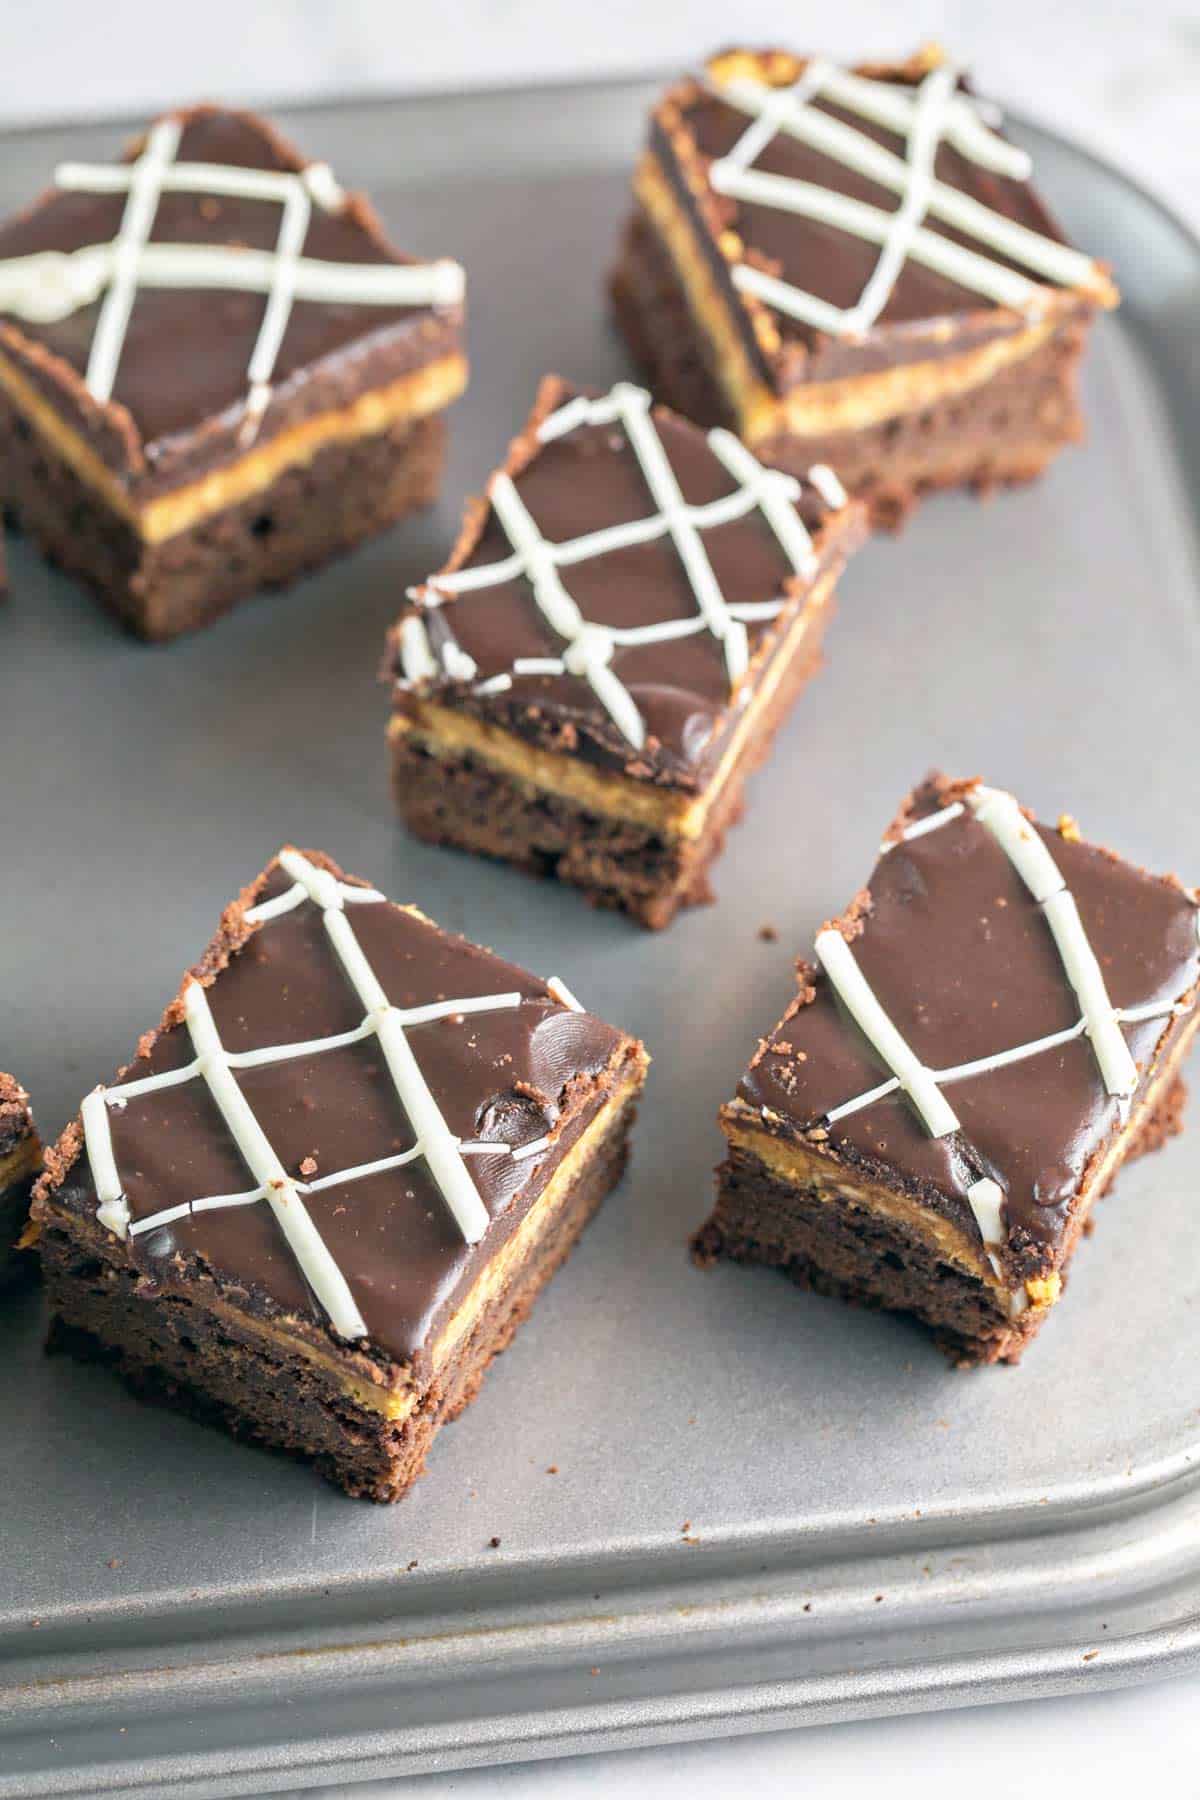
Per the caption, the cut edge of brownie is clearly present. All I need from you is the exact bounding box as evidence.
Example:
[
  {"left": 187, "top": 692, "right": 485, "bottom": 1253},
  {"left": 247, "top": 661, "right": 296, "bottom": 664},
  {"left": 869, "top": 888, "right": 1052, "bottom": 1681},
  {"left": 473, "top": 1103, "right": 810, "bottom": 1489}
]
[
  {"left": 1, "top": 405, "right": 447, "bottom": 640},
  {"left": 0, "top": 1072, "right": 41, "bottom": 1289},
  {"left": 702, "top": 1054, "right": 1195, "bottom": 1367}
]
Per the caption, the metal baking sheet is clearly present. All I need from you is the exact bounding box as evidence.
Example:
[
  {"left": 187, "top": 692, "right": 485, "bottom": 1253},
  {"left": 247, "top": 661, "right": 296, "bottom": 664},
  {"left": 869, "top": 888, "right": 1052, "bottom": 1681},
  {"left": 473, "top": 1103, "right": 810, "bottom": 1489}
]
[{"left": 2, "top": 77, "right": 1199, "bottom": 1800}]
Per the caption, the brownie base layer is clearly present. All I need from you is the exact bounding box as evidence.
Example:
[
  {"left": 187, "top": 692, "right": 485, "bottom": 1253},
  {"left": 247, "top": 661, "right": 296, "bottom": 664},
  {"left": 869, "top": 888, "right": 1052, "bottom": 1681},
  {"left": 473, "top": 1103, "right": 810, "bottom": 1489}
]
[
  {"left": 0, "top": 404, "right": 446, "bottom": 640},
  {"left": 695, "top": 1076, "right": 1188, "bottom": 1367},
  {"left": 612, "top": 213, "right": 1089, "bottom": 530},
  {"left": 38, "top": 1089, "right": 637, "bottom": 1501},
  {"left": 0, "top": 1176, "right": 38, "bottom": 1289},
  {"left": 392, "top": 638, "right": 824, "bottom": 931}
]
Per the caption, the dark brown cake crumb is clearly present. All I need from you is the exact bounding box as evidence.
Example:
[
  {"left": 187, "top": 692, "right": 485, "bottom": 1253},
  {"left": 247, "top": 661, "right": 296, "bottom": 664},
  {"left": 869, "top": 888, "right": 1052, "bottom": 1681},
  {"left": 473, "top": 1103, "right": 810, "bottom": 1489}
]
[{"left": 0, "top": 1071, "right": 41, "bottom": 1288}]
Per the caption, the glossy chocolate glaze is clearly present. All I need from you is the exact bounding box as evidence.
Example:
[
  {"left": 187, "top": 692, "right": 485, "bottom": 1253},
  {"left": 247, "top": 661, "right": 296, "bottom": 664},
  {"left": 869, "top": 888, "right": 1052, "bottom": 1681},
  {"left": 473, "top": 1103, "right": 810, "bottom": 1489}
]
[
  {"left": 47, "top": 857, "right": 633, "bottom": 1367},
  {"left": 391, "top": 378, "right": 862, "bottom": 789},
  {"left": 0, "top": 107, "right": 463, "bottom": 485},
  {"left": 652, "top": 55, "right": 1095, "bottom": 390},
  {"left": 740, "top": 778, "right": 1200, "bottom": 1274}
]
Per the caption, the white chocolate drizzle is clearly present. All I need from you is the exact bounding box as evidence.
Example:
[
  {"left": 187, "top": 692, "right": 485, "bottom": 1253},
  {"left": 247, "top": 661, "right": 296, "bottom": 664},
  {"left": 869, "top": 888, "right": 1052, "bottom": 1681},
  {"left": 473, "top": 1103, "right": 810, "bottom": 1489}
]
[
  {"left": 815, "top": 928, "right": 957, "bottom": 1138},
  {"left": 814, "top": 925, "right": 1015, "bottom": 1302},
  {"left": 0, "top": 117, "right": 465, "bottom": 434},
  {"left": 823, "top": 996, "right": 1184, "bottom": 1131},
  {"left": 79, "top": 852, "right": 594, "bottom": 1341},
  {"left": 399, "top": 380, "right": 850, "bottom": 750},
  {"left": 705, "top": 55, "right": 1110, "bottom": 339},
  {"left": 878, "top": 799, "right": 964, "bottom": 853},
  {"left": 810, "top": 789, "right": 1193, "bottom": 1307},
  {"left": 807, "top": 463, "right": 849, "bottom": 509},
  {"left": 965, "top": 786, "right": 1138, "bottom": 1098}
]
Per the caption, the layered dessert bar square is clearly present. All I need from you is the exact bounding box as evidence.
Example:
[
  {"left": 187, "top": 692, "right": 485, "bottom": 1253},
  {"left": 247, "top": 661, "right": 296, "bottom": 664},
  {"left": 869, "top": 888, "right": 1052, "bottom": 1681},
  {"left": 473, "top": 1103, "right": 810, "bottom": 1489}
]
[
  {"left": 32, "top": 849, "right": 647, "bottom": 1499},
  {"left": 612, "top": 46, "right": 1118, "bottom": 527},
  {"left": 386, "top": 376, "right": 864, "bottom": 928},
  {"left": 0, "top": 1075, "right": 41, "bottom": 1288},
  {"left": 698, "top": 776, "right": 1200, "bottom": 1362},
  {"left": 0, "top": 106, "right": 466, "bottom": 638}
]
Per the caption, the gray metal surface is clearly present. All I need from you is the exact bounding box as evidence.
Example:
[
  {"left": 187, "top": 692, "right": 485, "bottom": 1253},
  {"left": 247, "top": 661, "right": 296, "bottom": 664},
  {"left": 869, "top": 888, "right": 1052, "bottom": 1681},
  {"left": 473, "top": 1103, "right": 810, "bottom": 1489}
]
[{"left": 1, "top": 79, "right": 1199, "bottom": 1799}]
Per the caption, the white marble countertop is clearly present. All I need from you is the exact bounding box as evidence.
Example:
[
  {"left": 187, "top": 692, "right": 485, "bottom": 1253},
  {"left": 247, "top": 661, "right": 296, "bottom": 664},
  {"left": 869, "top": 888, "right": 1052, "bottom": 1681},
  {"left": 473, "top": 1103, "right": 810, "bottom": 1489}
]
[{"left": 4, "top": 4, "right": 1198, "bottom": 1794}]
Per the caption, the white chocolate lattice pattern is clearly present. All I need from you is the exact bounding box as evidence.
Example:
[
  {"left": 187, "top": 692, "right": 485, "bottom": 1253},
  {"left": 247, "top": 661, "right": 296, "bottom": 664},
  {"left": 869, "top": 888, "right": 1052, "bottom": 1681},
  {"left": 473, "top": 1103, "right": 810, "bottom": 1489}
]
[
  {"left": 398, "top": 381, "right": 848, "bottom": 751},
  {"left": 704, "top": 55, "right": 1109, "bottom": 338},
  {"left": 81, "top": 853, "right": 577, "bottom": 1341}
]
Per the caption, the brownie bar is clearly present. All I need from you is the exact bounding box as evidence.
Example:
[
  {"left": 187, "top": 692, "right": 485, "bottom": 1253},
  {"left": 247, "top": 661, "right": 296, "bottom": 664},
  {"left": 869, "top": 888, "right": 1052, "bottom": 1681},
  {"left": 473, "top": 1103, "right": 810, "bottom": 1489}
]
[
  {"left": 33, "top": 850, "right": 648, "bottom": 1499},
  {"left": 0, "top": 1073, "right": 41, "bottom": 1288},
  {"left": 612, "top": 47, "right": 1117, "bottom": 528},
  {"left": 386, "top": 376, "right": 865, "bottom": 927},
  {"left": 0, "top": 106, "right": 467, "bottom": 638},
  {"left": 697, "top": 776, "right": 1200, "bottom": 1363}
]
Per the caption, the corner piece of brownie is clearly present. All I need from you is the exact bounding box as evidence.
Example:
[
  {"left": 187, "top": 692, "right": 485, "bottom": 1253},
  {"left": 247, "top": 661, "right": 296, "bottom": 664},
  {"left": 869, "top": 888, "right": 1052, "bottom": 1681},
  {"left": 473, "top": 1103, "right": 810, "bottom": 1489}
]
[
  {"left": 0, "top": 1074, "right": 41, "bottom": 1288},
  {"left": 697, "top": 775, "right": 1200, "bottom": 1363},
  {"left": 32, "top": 848, "right": 648, "bottom": 1499},
  {"left": 385, "top": 375, "right": 865, "bottom": 928},
  {"left": 0, "top": 106, "right": 467, "bottom": 638},
  {"left": 612, "top": 45, "right": 1118, "bottom": 527}
]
